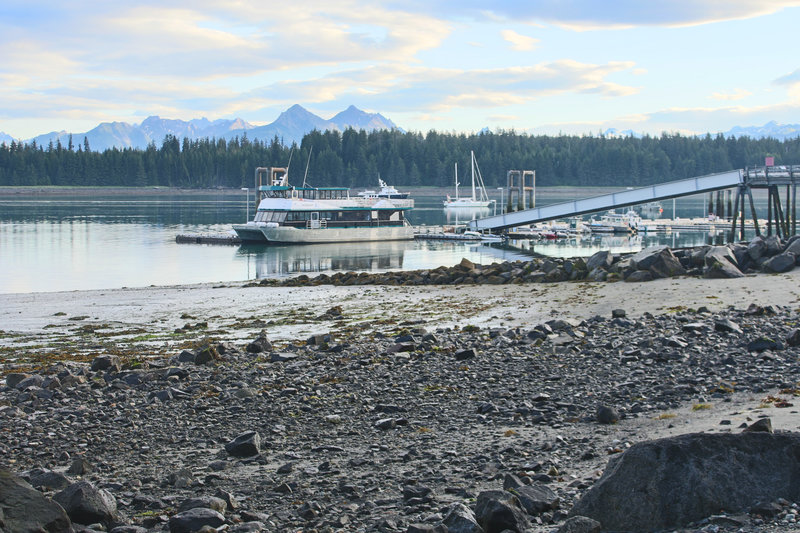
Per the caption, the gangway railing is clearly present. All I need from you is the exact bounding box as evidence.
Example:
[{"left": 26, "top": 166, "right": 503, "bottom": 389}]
[{"left": 468, "top": 170, "right": 744, "bottom": 231}]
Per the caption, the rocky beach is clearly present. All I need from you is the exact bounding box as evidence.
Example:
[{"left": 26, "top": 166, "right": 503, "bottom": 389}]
[{"left": 2, "top": 237, "right": 800, "bottom": 532}]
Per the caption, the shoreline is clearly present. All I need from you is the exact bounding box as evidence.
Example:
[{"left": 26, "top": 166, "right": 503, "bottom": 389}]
[
  {"left": 1, "top": 270, "right": 799, "bottom": 338},
  {"left": 0, "top": 184, "right": 623, "bottom": 198},
  {"left": 2, "top": 270, "right": 799, "bottom": 362}
]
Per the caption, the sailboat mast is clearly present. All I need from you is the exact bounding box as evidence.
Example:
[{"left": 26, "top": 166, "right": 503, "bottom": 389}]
[
  {"left": 470, "top": 151, "right": 476, "bottom": 201},
  {"left": 454, "top": 162, "right": 459, "bottom": 200}
]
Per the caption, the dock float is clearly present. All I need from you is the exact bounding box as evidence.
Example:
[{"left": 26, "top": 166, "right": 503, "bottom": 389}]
[
  {"left": 414, "top": 233, "right": 482, "bottom": 241},
  {"left": 176, "top": 233, "right": 242, "bottom": 245}
]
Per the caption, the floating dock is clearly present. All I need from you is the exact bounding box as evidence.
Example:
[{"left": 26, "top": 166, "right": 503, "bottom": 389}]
[{"left": 413, "top": 225, "right": 483, "bottom": 241}]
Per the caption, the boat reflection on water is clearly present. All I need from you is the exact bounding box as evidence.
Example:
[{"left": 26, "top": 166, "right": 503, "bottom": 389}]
[
  {"left": 444, "top": 207, "right": 490, "bottom": 226},
  {"left": 499, "top": 230, "right": 733, "bottom": 259},
  {"left": 237, "top": 240, "right": 407, "bottom": 279}
]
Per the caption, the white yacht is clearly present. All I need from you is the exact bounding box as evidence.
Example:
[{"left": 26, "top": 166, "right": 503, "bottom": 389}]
[
  {"left": 357, "top": 178, "right": 410, "bottom": 200},
  {"left": 233, "top": 167, "right": 414, "bottom": 244}
]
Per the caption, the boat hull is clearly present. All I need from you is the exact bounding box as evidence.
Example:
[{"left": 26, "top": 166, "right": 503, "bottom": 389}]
[
  {"left": 260, "top": 225, "right": 415, "bottom": 244},
  {"left": 232, "top": 224, "right": 269, "bottom": 242}
]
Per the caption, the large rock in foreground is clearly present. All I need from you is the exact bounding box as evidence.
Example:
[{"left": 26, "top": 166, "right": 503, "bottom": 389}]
[
  {"left": 570, "top": 431, "right": 800, "bottom": 532},
  {"left": 53, "top": 480, "right": 117, "bottom": 526},
  {"left": 0, "top": 468, "right": 72, "bottom": 532}
]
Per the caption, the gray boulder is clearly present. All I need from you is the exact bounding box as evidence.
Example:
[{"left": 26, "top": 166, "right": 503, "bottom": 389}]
[
  {"left": 224, "top": 431, "right": 261, "bottom": 457},
  {"left": 788, "top": 329, "right": 800, "bottom": 347},
  {"left": 624, "top": 270, "right": 652, "bottom": 282},
  {"left": 442, "top": 502, "right": 483, "bottom": 533},
  {"left": 596, "top": 405, "right": 619, "bottom": 424},
  {"left": 53, "top": 480, "right": 116, "bottom": 526},
  {"left": 6, "top": 373, "right": 32, "bottom": 388},
  {"left": 747, "top": 236, "right": 767, "bottom": 261},
  {"left": 474, "top": 490, "right": 529, "bottom": 533},
  {"left": 628, "top": 246, "right": 685, "bottom": 279},
  {"left": 246, "top": 330, "right": 273, "bottom": 353},
  {"left": 194, "top": 344, "right": 220, "bottom": 365},
  {"left": 90, "top": 355, "right": 120, "bottom": 372},
  {"left": 703, "top": 246, "right": 744, "bottom": 278},
  {"left": 177, "top": 496, "right": 227, "bottom": 514},
  {"left": 785, "top": 237, "right": 800, "bottom": 262},
  {"left": 0, "top": 468, "right": 72, "bottom": 533},
  {"left": 513, "top": 483, "right": 559, "bottom": 514},
  {"left": 762, "top": 252, "right": 796, "bottom": 273},
  {"left": 570, "top": 431, "right": 800, "bottom": 531},
  {"left": 586, "top": 250, "right": 613, "bottom": 272},
  {"left": 765, "top": 235, "right": 783, "bottom": 256},
  {"left": 558, "top": 516, "right": 601, "bottom": 533},
  {"left": 28, "top": 469, "right": 71, "bottom": 492},
  {"left": 168, "top": 507, "right": 225, "bottom": 533}
]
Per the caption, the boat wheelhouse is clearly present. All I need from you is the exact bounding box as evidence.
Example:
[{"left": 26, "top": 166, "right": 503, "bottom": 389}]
[
  {"left": 357, "top": 178, "right": 410, "bottom": 200},
  {"left": 233, "top": 167, "right": 414, "bottom": 244}
]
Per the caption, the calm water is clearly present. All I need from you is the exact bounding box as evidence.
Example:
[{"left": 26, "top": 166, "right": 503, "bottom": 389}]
[{"left": 0, "top": 187, "right": 766, "bottom": 294}]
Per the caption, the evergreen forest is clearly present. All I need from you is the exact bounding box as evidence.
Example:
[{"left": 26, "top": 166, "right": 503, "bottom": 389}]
[{"left": 1, "top": 128, "right": 799, "bottom": 189}]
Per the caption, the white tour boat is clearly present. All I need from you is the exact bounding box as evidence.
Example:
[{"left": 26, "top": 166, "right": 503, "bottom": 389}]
[
  {"left": 444, "top": 151, "right": 494, "bottom": 209},
  {"left": 233, "top": 167, "right": 415, "bottom": 244}
]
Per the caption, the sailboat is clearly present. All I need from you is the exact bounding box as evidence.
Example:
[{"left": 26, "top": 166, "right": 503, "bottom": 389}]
[{"left": 443, "top": 151, "right": 494, "bottom": 209}]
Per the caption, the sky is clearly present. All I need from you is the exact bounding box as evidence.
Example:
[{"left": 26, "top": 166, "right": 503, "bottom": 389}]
[{"left": 2, "top": 0, "right": 800, "bottom": 140}]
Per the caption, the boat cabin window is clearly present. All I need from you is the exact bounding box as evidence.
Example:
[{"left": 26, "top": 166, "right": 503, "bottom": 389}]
[
  {"left": 254, "top": 210, "right": 287, "bottom": 223},
  {"left": 264, "top": 190, "right": 288, "bottom": 199}
]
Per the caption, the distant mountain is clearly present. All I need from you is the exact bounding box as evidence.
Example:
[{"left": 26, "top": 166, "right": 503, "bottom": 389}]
[
  {"left": 722, "top": 121, "right": 800, "bottom": 141},
  {"left": 330, "top": 105, "right": 398, "bottom": 132},
  {"left": 22, "top": 105, "right": 398, "bottom": 151},
  {"left": 247, "top": 104, "right": 337, "bottom": 145},
  {"left": 0, "top": 132, "right": 14, "bottom": 144},
  {"left": 603, "top": 128, "right": 641, "bottom": 138}
]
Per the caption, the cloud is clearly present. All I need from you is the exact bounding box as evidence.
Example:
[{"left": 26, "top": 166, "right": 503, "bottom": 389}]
[
  {"left": 398, "top": 0, "right": 800, "bottom": 30},
  {"left": 775, "top": 68, "right": 800, "bottom": 85},
  {"left": 251, "top": 60, "right": 639, "bottom": 114},
  {"left": 611, "top": 101, "right": 800, "bottom": 135},
  {"left": 0, "top": 0, "right": 455, "bottom": 134},
  {"left": 488, "top": 114, "right": 520, "bottom": 123},
  {"left": 501, "top": 29, "right": 539, "bottom": 51},
  {"left": 711, "top": 88, "right": 752, "bottom": 101}
]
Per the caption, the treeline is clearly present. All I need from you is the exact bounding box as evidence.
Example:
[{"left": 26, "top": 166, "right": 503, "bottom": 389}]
[{"left": 1, "top": 128, "right": 799, "bottom": 189}]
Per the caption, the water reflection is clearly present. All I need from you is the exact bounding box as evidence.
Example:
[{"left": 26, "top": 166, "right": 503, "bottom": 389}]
[
  {"left": 444, "top": 207, "right": 490, "bottom": 225},
  {"left": 238, "top": 241, "right": 406, "bottom": 278},
  {"left": 0, "top": 189, "right": 776, "bottom": 293},
  {"left": 499, "top": 229, "right": 760, "bottom": 259}
]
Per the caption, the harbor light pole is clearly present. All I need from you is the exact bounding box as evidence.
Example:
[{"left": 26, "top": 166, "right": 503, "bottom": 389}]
[{"left": 241, "top": 187, "right": 250, "bottom": 221}]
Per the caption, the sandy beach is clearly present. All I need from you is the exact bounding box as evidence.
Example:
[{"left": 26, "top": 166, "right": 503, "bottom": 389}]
[{"left": 2, "top": 270, "right": 799, "bottom": 346}]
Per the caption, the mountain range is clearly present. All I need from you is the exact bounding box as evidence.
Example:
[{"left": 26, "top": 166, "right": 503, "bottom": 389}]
[
  {"left": 0, "top": 105, "right": 398, "bottom": 152},
  {"left": 2, "top": 109, "right": 800, "bottom": 151}
]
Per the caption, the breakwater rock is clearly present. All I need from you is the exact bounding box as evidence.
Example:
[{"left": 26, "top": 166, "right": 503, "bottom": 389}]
[
  {"left": 2, "top": 301, "right": 800, "bottom": 532},
  {"left": 250, "top": 235, "right": 800, "bottom": 288}
]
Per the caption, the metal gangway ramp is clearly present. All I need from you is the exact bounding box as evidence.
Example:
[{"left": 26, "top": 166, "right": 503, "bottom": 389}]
[{"left": 468, "top": 170, "right": 744, "bottom": 231}]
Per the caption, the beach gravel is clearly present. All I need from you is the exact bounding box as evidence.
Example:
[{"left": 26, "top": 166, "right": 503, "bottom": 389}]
[{"left": 1, "top": 255, "right": 800, "bottom": 531}]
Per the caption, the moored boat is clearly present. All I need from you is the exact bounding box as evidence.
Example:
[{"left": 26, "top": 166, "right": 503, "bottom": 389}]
[
  {"left": 585, "top": 210, "right": 640, "bottom": 234},
  {"left": 234, "top": 166, "right": 414, "bottom": 244},
  {"left": 444, "top": 151, "right": 494, "bottom": 209},
  {"left": 357, "top": 178, "right": 410, "bottom": 200}
]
